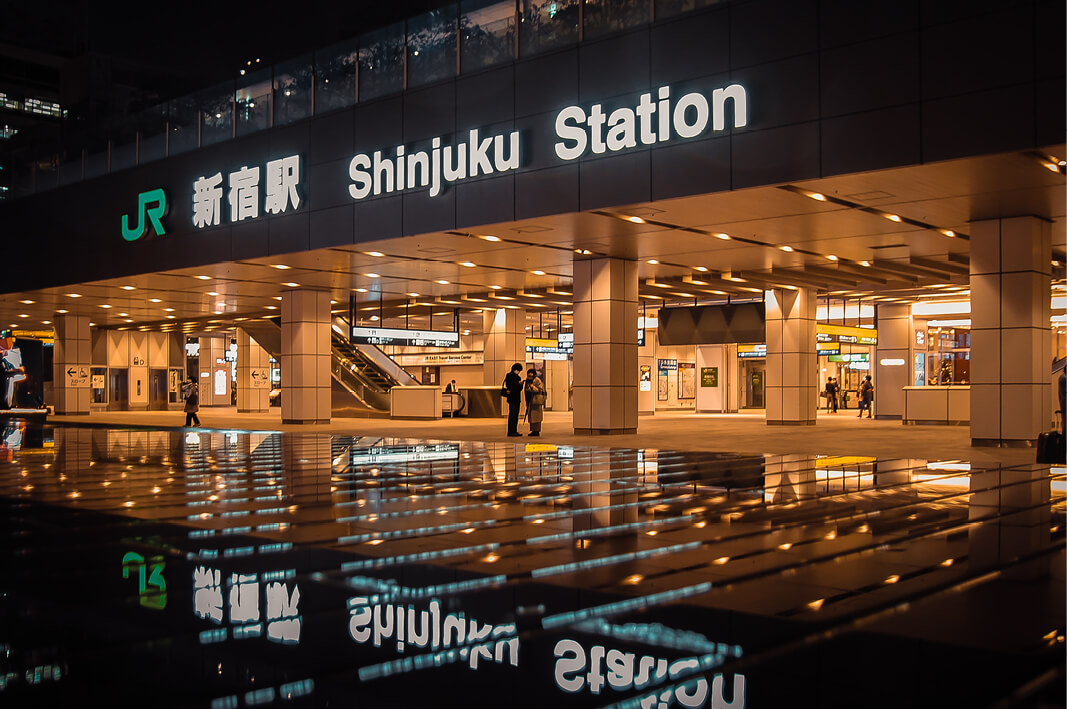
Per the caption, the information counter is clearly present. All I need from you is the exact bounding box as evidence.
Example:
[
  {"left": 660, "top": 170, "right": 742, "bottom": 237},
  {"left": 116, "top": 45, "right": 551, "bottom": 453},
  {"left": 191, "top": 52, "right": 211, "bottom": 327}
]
[
  {"left": 458, "top": 386, "right": 505, "bottom": 418},
  {"left": 902, "top": 386, "right": 970, "bottom": 425}
]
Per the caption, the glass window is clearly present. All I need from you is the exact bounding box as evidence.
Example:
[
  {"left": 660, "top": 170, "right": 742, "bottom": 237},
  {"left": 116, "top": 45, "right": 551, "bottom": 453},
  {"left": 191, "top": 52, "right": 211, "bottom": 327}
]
[
  {"left": 200, "top": 82, "right": 233, "bottom": 146},
  {"left": 359, "top": 23, "right": 405, "bottom": 101},
  {"left": 84, "top": 142, "right": 108, "bottom": 179},
  {"left": 111, "top": 127, "right": 137, "bottom": 172},
  {"left": 274, "top": 56, "right": 312, "bottom": 125},
  {"left": 583, "top": 0, "right": 649, "bottom": 39},
  {"left": 60, "top": 153, "right": 82, "bottom": 185},
  {"left": 168, "top": 95, "right": 199, "bottom": 155},
  {"left": 461, "top": 0, "right": 516, "bottom": 72},
  {"left": 519, "top": 0, "right": 578, "bottom": 56},
  {"left": 655, "top": 0, "right": 722, "bottom": 20},
  {"left": 314, "top": 38, "right": 358, "bottom": 114},
  {"left": 236, "top": 69, "right": 272, "bottom": 136},
  {"left": 136, "top": 106, "right": 168, "bottom": 164},
  {"left": 32, "top": 155, "right": 58, "bottom": 192},
  {"left": 407, "top": 6, "right": 457, "bottom": 88}
]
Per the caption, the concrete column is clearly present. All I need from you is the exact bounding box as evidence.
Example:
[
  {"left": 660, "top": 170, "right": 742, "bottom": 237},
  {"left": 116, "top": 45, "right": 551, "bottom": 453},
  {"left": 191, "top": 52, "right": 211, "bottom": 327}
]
[
  {"left": 53, "top": 314, "right": 91, "bottom": 414},
  {"left": 236, "top": 328, "right": 270, "bottom": 413},
  {"left": 970, "top": 216, "right": 1052, "bottom": 446},
  {"left": 482, "top": 307, "right": 525, "bottom": 387},
  {"left": 765, "top": 288, "right": 817, "bottom": 425},
  {"left": 281, "top": 290, "right": 331, "bottom": 424},
  {"left": 572, "top": 257, "right": 638, "bottom": 434},
  {"left": 873, "top": 304, "right": 913, "bottom": 420}
]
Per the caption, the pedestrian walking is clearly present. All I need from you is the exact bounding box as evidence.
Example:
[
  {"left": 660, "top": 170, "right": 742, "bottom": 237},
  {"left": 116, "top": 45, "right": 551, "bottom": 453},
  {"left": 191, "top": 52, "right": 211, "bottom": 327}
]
[
  {"left": 182, "top": 377, "right": 201, "bottom": 427},
  {"left": 502, "top": 363, "right": 524, "bottom": 437},
  {"left": 524, "top": 368, "right": 547, "bottom": 436},
  {"left": 858, "top": 375, "right": 874, "bottom": 418}
]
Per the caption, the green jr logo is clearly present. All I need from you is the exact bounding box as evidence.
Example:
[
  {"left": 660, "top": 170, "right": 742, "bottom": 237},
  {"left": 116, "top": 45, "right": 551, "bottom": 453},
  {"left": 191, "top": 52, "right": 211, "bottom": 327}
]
[{"left": 121, "top": 188, "right": 167, "bottom": 241}]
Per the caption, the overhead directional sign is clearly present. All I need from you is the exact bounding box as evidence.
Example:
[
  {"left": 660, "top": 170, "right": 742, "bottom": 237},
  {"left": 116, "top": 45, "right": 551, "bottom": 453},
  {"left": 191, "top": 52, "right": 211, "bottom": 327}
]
[
  {"left": 65, "top": 366, "right": 89, "bottom": 388},
  {"left": 351, "top": 326, "right": 459, "bottom": 348}
]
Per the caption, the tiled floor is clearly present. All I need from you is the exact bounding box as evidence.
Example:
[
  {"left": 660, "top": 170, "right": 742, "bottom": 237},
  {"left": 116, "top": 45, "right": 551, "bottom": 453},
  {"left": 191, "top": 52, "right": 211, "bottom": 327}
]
[{"left": 0, "top": 421, "right": 1063, "bottom": 707}]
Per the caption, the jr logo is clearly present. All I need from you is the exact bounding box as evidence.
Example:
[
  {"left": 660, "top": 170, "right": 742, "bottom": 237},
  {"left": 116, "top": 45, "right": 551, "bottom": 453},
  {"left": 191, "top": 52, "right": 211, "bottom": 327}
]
[{"left": 121, "top": 188, "right": 167, "bottom": 241}]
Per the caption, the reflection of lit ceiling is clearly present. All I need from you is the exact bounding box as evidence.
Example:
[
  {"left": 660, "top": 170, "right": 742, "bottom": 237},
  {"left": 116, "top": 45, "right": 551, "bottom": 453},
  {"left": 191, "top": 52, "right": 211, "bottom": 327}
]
[{"left": 0, "top": 147, "right": 1063, "bottom": 334}]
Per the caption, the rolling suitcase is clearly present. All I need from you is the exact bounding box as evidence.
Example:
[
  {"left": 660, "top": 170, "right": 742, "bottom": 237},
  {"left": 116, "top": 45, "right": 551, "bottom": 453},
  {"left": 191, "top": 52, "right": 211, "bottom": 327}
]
[{"left": 1036, "top": 410, "right": 1065, "bottom": 464}]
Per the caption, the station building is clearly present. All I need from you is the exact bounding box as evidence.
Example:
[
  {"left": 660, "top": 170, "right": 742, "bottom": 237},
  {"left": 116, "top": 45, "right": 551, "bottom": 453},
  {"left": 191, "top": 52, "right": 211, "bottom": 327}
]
[{"left": 0, "top": 0, "right": 1063, "bottom": 446}]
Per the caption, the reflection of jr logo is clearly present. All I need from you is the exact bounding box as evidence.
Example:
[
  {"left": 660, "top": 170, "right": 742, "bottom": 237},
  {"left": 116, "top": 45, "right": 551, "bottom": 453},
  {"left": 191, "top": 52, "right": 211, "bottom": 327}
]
[
  {"left": 122, "top": 551, "right": 167, "bottom": 609},
  {"left": 121, "top": 188, "right": 167, "bottom": 241}
]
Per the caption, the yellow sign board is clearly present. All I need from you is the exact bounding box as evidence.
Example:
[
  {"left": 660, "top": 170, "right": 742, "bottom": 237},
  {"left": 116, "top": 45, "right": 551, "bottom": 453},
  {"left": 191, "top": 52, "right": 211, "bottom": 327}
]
[{"left": 816, "top": 324, "right": 878, "bottom": 345}]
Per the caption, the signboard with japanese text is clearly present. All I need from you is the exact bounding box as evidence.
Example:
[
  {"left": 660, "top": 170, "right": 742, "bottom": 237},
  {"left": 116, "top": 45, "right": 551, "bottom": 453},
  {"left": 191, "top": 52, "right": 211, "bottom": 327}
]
[{"left": 701, "top": 366, "right": 719, "bottom": 387}]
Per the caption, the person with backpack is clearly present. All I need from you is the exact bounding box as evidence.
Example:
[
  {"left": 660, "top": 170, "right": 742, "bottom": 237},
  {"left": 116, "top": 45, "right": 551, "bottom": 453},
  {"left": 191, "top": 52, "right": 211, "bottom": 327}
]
[{"left": 182, "top": 376, "right": 201, "bottom": 427}]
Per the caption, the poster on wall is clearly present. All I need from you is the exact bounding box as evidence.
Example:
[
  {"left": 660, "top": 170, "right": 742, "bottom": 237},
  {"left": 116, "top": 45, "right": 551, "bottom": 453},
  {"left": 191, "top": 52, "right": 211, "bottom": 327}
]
[
  {"left": 700, "top": 366, "right": 718, "bottom": 388},
  {"left": 657, "top": 359, "right": 677, "bottom": 402},
  {"left": 678, "top": 362, "right": 696, "bottom": 399},
  {"left": 639, "top": 364, "right": 652, "bottom": 392}
]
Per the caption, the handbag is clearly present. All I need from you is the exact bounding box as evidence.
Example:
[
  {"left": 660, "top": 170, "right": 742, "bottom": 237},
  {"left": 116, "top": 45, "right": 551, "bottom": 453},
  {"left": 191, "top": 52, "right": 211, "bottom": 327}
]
[{"left": 500, "top": 379, "right": 509, "bottom": 398}]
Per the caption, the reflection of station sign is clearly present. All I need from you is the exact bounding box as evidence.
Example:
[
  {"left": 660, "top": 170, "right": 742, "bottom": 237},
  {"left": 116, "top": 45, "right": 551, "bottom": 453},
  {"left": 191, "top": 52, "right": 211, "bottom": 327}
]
[
  {"left": 737, "top": 344, "right": 766, "bottom": 358},
  {"left": 250, "top": 369, "right": 270, "bottom": 389},
  {"left": 65, "top": 366, "right": 90, "bottom": 388},
  {"left": 352, "top": 326, "right": 459, "bottom": 348},
  {"left": 350, "top": 443, "right": 459, "bottom": 465},
  {"left": 816, "top": 324, "right": 877, "bottom": 346}
]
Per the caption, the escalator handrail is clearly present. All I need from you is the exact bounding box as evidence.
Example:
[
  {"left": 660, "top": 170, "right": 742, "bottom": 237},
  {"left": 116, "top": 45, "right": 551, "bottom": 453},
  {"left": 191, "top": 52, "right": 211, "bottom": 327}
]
[{"left": 332, "top": 316, "right": 420, "bottom": 385}]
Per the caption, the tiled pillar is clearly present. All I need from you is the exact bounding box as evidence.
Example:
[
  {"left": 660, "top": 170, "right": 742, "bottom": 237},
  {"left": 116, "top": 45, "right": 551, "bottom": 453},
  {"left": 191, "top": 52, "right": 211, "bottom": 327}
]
[
  {"left": 482, "top": 307, "right": 525, "bottom": 387},
  {"left": 765, "top": 288, "right": 817, "bottom": 425},
  {"left": 572, "top": 257, "right": 638, "bottom": 435},
  {"left": 236, "top": 328, "right": 270, "bottom": 413},
  {"left": 53, "top": 314, "right": 91, "bottom": 414},
  {"left": 873, "top": 304, "right": 913, "bottom": 420},
  {"left": 970, "top": 217, "right": 1052, "bottom": 446},
  {"left": 281, "top": 290, "right": 331, "bottom": 424}
]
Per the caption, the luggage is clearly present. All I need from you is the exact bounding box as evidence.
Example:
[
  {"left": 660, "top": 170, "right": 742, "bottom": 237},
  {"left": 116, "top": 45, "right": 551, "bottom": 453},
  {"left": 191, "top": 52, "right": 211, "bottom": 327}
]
[{"left": 1036, "top": 411, "right": 1065, "bottom": 465}]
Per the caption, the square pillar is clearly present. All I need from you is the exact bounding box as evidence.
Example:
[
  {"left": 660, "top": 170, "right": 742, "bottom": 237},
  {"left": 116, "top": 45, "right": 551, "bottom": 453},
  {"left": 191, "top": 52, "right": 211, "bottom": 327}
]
[
  {"left": 572, "top": 258, "right": 638, "bottom": 434},
  {"left": 970, "top": 217, "right": 1052, "bottom": 446},
  {"left": 482, "top": 307, "right": 526, "bottom": 388},
  {"left": 281, "top": 290, "right": 331, "bottom": 424},
  {"left": 765, "top": 288, "right": 817, "bottom": 425},
  {"left": 237, "top": 328, "right": 271, "bottom": 413},
  {"left": 53, "top": 314, "right": 91, "bottom": 414},
  {"left": 873, "top": 304, "right": 913, "bottom": 420}
]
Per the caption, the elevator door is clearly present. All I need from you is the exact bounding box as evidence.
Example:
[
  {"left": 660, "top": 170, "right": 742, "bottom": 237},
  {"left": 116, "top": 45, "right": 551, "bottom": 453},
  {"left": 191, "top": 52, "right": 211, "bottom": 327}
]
[
  {"left": 149, "top": 369, "right": 168, "bottom": 410},
  {"left": 743, "top": 363, "right": 765, "bottom": 409},
  {"left": 108, "top": 370, "right": 129, "bottom": 411}
]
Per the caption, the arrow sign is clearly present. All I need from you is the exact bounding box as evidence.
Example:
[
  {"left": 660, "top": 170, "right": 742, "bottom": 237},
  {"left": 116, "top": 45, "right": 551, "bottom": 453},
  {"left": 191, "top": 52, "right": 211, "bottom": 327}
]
[
  {"left": 250, "top": 370, "right": 269, "bottom": 389},
  {"left": 65, "top": 366, "right": 90, "bottom": 388}
]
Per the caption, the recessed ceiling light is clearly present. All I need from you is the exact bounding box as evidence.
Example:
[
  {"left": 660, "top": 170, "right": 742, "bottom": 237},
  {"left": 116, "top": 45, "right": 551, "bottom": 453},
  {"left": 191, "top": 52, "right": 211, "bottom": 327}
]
[
  {"left": 884, "top": 213, "right": 902, "bottom": 222},
  {"left": 366, "top": 251, "right": 384, "bottom": 257},
  {"left": 779, "top": 245, "right": 794, "bottom": 252},
  {"left": 195, "top": 275, "right": 211, "bottom": 280},
  {"left": 826, "top": 254, "right": 838, "bottom": 261},
  {"left": 19, "top": 299, "right": 34, "bottom": 304},
  {"left": 694, "top": 266, "right": 708, "bottom": 272},
  {"left": 164, "top": 308, "right": 175, "bottom": 312},
  {"left": 460, "top": 262, "right": 476, "bottom": 268},
  {"left": 407, "top": 292, "right": 420, "bottom": 297},
  {"left": 18, "top": 314, "right": 28, "bottom": 318},
  {"left": 532, "top": 270, "right": 546, "bottom": 275},
  {"left": 66, "top": 293, "right": 81, "bottom": 298},
  {"left": 149, "top": 298, "right": 162, "bottom": 303},
  {"left": 265, "top": 306, "right": 277, "bottom": 310},
  {"left": 860, "top": 260, "right": 872, "bottom": 267},
  {"left": 435, "top": 279, "right": 450, "bottom": 285},
  {"left": 715, "top": 233, "right": 730, "bottom": 240},
  {"left": 370, "top": 315, "right": 379, "bottom": 321},
  {"left": 626, "top": 216, "right": 645, "bottom": 224},
  {"left": 941, "top": 229, "right": 955, "bottom": 237},
  {"left": 646, "top": 259, "right": 658, "bottom": 265},
  {"left": 354, "top": 288, "right": 368, "bottom": 293},
  {"left": 41, "top": 320, "right": 51, "bottom": 325},
  {"left": 118, "top": 312, "right": 128, "bottom": 317},
  {"left": 206, "top": 291, "right": 219, "bottom": 296},
  {"left": 89, "top": 322, "right": 95, "bottom": 327},
  {"left": 100, "top": 304, "right": 112, "bottom": 309},
  {"left": 56, "top": 309, "right": 68, "bottom": 314},
  {"left": 120, "top": 286, "right": 136, "bottom": 290},
  {"left": 272, "top": 296, "right": 282, "bottom": 300},
  {"left": 271, "top": 264, "right": 291, "bottom": 269},
  {"left": 808, "top": 192, "right": 826, "bottom": 201},
  {"left": 167, "top": 315, "right": 176, "bottom": 319},
  {"left": 283, "top": 282, "right": 300, "bottom": 287},
  {"left": 481, "top": 235, "right": 500, "bottom": 242},
  {"left": 490, "top": 285, "right": 501, "bottom": 290},
  {"left": 125, "top": 318, "right": 134, "bottom": 323}
]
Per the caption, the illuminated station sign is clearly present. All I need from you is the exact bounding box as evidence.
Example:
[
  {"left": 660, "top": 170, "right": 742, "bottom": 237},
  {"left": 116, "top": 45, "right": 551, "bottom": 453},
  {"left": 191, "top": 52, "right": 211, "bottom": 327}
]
[{"left": 351, "top": 326, "right": 459, "bottom": 348}]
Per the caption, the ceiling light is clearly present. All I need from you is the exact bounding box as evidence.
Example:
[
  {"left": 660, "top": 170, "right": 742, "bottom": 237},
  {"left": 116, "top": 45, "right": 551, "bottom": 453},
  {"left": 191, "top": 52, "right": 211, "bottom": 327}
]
[
  {"left": 18, "top": 314, "right": 27, "bottom": 318},
  {"left": 272, "top": 296, "right": 282, "bottom": 300},
  {"left": 481, "top": 235, "right": 500, "bottom": 242},
  {"left": 266, "top": 306, "right": 277, "bottom": 310},
  {"left": 18, "top": 299, "right": 33, "bottom": 304},
  {"left": 207, "top": 291, "right": 218, "bottom": 296},
  {"left": 407, "top": 292, "right": 420, "bottom": 297},
  {"left": 271, "top": 264, "right": 291, "bottom": 269},
  {"left": 884, "top": 213, "right": 902, "bottom": 222},
  {"left": 366, "top": 251, "right": 384, "bottom": 257},
  {"left": 826, "top": 255, "right": 838, "bottom": 261},
  {"left": 149, "top": 298, "right": 162, "bottom": 303},
  {"left": 120, "top": 285, "right": 136, "bottom": 290},
  {"left": 216, "top": 303, "right": 225, "bottom": 308},
  {"left": 283, "top": 282, "right": 300, "bottom": 287},
  {"left": 66, "top": 293, "right": 81, "bottom": 298},
  {"left": 808, "top": 192, "right": 826, "bottom": 201},
  {"left": 694, "top": 266, "right": 708, "bottom": 272},
  {"left": 195, "top": 275, "right": 211, "bottom": 280},
  {"left": 647, "top": 259, "right": 658, "bottom": 265},
  {"left": 125, "top": 319, "right": 134, "bottom": 323},
  {"left": 164, "top": 308, "right": 175, "bottom": 312},
  {"left": 167, "top": 315, "right": 176, "bottom": 319},
  {"left": 941, "top": 229, "right": 955, "bottom": 237},
  {"left": 860, "top": 260, "right": 871, "bottom": 267},
  {"left": 460, "top": 261, "right": 476, "bottom": 268},
  {"left": 626, "top": 216, "right": 645, "bottom": 224},
  {"left": 118, "top": 312, "right": 128, "bottom": 317},
  {"left": 370, "top": 315, "right": 379, "bottom": 321},
  {"left": 490, "top": 285, "right": 501, "bottom": 290},
  {"left": 435, "top": 279, "right": 450, "bottom": 285},
  {"left": 99, "top": 304, "right": 112, "bottom": 309},
  {"left": 779, "top": 245, "right": 794, "bottom": 252},
  {"left": 56, "top": 309, "right": 68, "bottom": 314},
  {"left": 364, "top": 273, "right": 380, "bottom": 279},
  {"left": 41, "top": 320, "right": 51, "bottom": 325},
  {"left": 532, "top": 270, "right": 546, "bottom": 275},
  {"left": 715, "top": 233, "right": 730, "bottom": 240}
]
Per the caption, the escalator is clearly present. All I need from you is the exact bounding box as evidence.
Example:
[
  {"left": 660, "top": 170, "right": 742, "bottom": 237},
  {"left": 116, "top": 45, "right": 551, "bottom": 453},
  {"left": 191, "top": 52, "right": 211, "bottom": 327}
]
[{"left": 239, "top": 317, "right": 418, "bottom": 417}]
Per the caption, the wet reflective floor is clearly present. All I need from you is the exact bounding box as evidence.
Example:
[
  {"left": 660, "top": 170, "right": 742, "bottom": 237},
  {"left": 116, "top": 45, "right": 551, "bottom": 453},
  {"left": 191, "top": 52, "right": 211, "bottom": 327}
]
[{"left": 1, "top": 421, "right": 1064, "bottom": 708}]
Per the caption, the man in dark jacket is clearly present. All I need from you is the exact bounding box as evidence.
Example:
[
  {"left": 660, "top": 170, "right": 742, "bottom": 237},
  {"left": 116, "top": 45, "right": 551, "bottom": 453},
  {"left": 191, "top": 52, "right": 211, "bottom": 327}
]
[{"left": 504, "top": 362, "right": 524, "bottom": 437}]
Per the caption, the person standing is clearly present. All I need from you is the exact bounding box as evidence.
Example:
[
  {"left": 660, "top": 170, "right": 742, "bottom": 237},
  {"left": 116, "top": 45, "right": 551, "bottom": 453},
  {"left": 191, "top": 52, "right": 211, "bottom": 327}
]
[
  {"left": 503, "top": 363, "right": 523, "bottom": 437},
  {"left": 182, "top": 377, "right": 201, "bottom": 427},
  {"left": 858, "top": 375, "right": 874, "bottom": 418},
  {"left": 524, "top": 368, "right": 547, "bottom": 437},
  {"left": 824, "top": 377, "right": 838, "bottom": 413},
  {"left": 444, "top": 379, "right": 457, "bottom": 394}
]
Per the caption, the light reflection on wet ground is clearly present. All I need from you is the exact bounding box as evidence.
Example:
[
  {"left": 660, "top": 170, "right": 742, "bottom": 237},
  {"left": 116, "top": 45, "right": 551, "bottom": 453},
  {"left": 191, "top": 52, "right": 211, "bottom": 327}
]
[{"left": 0, "top": 422, "right": 1064, "bottom": 708}]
